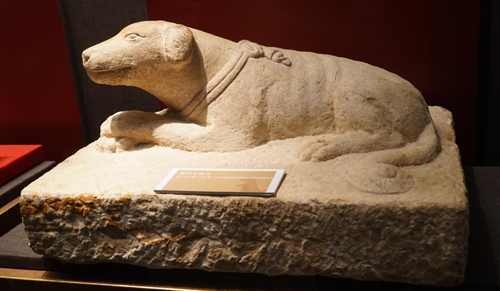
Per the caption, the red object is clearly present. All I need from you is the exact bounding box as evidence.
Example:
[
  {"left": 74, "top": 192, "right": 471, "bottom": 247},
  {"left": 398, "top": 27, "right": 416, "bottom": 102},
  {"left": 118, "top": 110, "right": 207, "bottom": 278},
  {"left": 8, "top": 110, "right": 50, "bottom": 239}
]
[{"left": 0, "top": 145, "right": 44, "bottom": 186}]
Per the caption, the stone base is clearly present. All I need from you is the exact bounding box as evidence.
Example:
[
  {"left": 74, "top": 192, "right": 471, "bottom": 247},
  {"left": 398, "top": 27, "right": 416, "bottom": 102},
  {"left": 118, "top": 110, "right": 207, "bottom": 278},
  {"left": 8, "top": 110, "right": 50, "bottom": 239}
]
[{"left": 20, "top": 106, "right": 468, "bottom": 286}]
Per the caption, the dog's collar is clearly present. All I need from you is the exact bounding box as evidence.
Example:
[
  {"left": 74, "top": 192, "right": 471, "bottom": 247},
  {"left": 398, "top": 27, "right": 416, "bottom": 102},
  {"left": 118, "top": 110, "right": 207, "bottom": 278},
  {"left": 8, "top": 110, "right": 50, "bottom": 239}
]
[{"left": 175, "top": 40, "right": 291, "bottom": 119}]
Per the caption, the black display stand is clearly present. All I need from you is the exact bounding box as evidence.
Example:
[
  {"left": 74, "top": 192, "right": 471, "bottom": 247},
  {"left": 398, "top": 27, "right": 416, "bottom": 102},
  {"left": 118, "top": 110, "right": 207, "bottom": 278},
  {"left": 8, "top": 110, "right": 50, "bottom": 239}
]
[
  {"left": 0, "top": 162, "right": 56, "bottom": 237},
  {"left": 477, "top": 0, "right": 500, "bottom": 166}
]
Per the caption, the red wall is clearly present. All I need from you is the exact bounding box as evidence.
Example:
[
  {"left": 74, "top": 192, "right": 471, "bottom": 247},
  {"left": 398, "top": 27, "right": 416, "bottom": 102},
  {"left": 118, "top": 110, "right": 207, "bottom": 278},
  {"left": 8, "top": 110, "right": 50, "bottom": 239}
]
[
  {"left": 0, "top": 1, "right": 84, "bottom": 162},
  {"left": 0, "top": 1, "right": 480, "bottom": 165}
]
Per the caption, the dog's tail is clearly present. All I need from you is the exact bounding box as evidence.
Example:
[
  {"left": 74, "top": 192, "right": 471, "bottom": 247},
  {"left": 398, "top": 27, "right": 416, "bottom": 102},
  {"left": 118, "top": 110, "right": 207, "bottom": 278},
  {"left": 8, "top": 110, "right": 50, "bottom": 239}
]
[
  {"left": 344, "top": 121, "right": 442, "bottom": 194},
  {"left": 363, "top": 121, "right": 441, "bottom": 167}
]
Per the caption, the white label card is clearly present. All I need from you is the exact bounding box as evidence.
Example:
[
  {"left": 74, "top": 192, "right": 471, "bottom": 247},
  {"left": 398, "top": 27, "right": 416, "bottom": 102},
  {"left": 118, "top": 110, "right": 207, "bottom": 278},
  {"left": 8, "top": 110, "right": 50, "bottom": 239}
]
[{"left": 155, "top": 168, "right": 285, "bottom": 197}]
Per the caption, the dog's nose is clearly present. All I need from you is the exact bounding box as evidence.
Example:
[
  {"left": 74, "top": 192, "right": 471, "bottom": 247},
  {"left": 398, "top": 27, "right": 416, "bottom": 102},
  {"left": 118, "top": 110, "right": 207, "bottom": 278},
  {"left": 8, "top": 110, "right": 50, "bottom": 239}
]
[{"left": 82, "top": 52, "right": 90, "bottom": 66}]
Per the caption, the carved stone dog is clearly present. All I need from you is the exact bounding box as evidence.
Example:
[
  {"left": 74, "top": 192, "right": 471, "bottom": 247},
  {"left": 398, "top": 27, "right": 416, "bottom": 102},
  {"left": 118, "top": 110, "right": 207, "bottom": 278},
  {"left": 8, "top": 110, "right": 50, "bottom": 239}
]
[{"left": 82, "top": 21, "right": 441, "bottom": 193}]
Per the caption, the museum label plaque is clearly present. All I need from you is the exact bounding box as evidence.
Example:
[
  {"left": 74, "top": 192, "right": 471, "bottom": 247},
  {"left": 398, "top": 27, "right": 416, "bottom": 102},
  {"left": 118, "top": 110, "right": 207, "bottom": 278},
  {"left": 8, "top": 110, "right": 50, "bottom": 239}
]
[{"left": 155, "top": 168, "right": 285, "bottom": 197}]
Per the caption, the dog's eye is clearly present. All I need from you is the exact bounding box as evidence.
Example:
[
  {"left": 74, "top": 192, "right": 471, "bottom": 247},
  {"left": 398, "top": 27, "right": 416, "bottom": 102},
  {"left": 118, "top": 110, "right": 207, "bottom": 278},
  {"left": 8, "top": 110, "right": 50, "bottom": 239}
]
[{"left": 125, "top": 33, "right": 145, "bottom": 40}]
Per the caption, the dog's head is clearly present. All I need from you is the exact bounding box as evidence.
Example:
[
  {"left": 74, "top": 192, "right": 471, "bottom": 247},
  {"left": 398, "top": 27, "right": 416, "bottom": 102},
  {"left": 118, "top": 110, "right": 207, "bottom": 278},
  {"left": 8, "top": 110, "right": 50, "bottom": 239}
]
[{"left": 82, "top": 21, "right": 194, "bottom": 86}]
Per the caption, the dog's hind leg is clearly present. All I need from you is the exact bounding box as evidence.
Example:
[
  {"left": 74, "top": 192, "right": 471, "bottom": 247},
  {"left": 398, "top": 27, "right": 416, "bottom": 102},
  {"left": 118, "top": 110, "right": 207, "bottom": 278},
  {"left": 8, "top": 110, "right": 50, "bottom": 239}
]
[
  {"left": 341, "top": 122, "right": 441, "bottom": 194},
  {"left": 299, "top": 130, "right": 405, "bottom": 162}
]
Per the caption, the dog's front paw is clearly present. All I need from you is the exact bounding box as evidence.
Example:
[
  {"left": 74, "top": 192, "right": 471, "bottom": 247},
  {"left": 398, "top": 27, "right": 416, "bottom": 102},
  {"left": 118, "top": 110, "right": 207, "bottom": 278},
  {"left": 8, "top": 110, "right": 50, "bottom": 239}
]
[
  {"left": 100, "top": 111, "right": 127, "bottom": 138},
  {"left": 100, "top": 115, "right": 114, "bottom": 137},
  {"left": 96, "top": 136, "right": 138, "bottom": 153},
  {"left": 100, "top": 110, "right": 164, "bottom": 138},
  {"left": 96, "top": 136, "right": 117, "bottom": 153}
]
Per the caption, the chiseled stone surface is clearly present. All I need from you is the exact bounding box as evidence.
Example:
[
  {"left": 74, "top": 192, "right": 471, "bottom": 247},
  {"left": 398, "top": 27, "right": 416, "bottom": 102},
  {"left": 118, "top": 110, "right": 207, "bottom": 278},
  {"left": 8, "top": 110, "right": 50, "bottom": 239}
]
[{"left": 20, "top": 107, "right": 467, "bottom": 286}]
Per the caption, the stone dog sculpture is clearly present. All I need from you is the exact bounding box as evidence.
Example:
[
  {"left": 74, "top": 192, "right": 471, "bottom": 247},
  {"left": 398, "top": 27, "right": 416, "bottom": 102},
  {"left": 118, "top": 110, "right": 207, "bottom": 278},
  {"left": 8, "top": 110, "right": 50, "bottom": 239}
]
[{"left": 82, "top": 21, "right": 441, "bottom": 193}]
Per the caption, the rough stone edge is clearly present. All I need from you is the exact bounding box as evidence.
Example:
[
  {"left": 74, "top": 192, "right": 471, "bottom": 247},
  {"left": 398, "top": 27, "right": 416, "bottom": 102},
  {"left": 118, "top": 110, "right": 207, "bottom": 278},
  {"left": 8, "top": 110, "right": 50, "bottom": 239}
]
[{"left": 21, "top": 192, "right": 468, "bottom": 286}]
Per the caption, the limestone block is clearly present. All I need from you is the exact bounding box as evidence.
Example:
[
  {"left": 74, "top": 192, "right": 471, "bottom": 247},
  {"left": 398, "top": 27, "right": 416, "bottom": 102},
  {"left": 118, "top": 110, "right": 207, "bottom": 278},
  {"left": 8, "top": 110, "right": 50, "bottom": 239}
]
[{"left": 20, "top": 106, "right": 467, "bottom": 286}]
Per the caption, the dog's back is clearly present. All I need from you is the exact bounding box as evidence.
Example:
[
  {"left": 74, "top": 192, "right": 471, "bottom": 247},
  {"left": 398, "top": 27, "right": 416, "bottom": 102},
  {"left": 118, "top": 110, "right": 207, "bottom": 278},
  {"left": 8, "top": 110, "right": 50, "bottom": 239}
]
[{"left": 206, "top": 46, "right": 431, "bottom": 144}]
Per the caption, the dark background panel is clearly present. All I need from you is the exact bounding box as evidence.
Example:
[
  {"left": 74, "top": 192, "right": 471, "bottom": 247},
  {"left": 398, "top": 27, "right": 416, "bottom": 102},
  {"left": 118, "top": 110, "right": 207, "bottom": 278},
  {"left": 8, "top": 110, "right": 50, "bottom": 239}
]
[{"left": 59, "top": 0, "right": 161, "bottom": 144}]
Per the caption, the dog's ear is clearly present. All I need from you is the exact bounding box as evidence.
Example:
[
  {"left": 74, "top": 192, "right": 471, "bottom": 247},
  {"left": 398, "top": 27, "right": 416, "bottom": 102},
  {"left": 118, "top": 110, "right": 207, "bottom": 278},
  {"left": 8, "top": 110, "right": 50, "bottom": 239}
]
[{"left": 163, "top": 24, "right": 193, "bottom": 62}]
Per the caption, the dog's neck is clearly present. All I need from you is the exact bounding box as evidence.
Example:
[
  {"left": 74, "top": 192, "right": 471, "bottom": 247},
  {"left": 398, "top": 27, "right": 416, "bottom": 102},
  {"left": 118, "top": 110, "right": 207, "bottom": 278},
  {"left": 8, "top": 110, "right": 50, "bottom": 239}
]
[
  {"left": 194, "top": 31, "right": 240, "bottom": 81},
  {"left": 142, "top": 30, "right": 291, "bottom": 125},
  {"left": 174, "top": 40, "right": 291, "bottom": 122},
  {"left": 142, "top": 32, "right": 238, "bottom": 124}
]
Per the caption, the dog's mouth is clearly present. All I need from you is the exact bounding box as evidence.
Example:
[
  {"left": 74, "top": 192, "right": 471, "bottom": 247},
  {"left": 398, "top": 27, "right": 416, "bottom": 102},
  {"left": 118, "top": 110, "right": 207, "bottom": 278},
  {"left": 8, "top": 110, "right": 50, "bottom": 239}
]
[
  {"left": 85, "top": 64, "right": 135, "bottom": 85},
  {"left": 86, "top": 65, "right": 134, "bottom": 73}
]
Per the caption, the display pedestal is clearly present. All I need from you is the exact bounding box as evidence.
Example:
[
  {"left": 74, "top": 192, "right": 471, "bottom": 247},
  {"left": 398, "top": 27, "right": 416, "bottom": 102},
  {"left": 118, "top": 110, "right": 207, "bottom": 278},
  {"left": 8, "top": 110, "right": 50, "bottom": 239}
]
[{"left": 20, "top": 107, "right": 468, "bottom": 286}]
